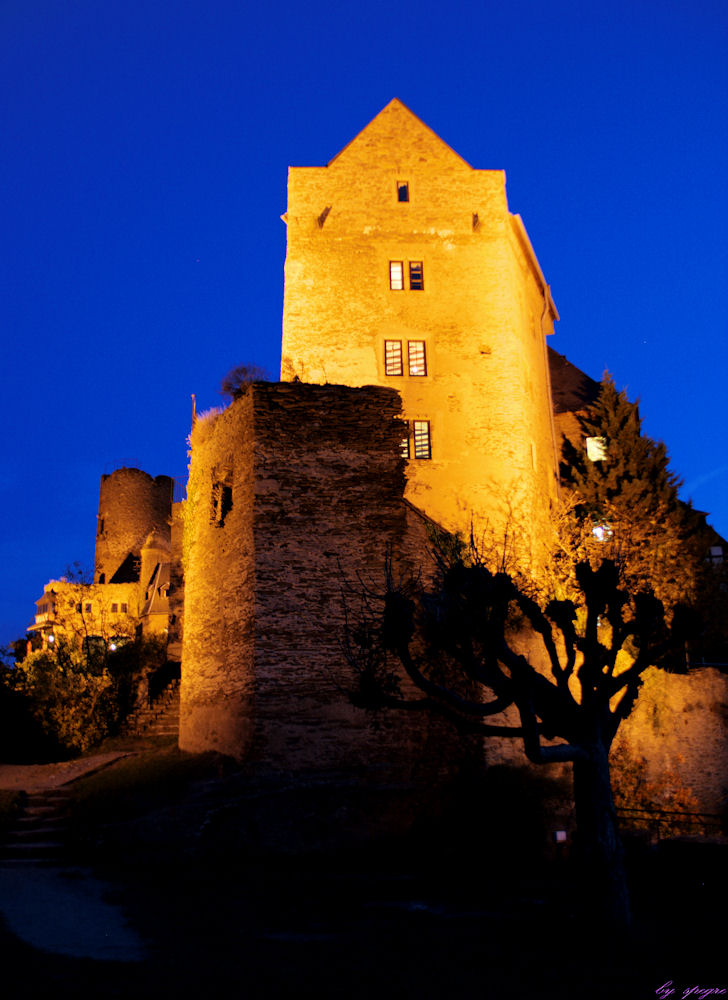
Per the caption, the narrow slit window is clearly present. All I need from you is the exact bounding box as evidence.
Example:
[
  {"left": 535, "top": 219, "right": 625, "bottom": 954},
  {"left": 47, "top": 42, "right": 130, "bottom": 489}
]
[
  {"left": 408, "top": 341, "right": 427, "bottom": 376},
  {"left": 384, "top": 340, "right": 403, "bottom": 376},
  {"left": 397, "top": 181, "right": 409, "bottom": 202},
  {"left": 409, "top": 261, "right": 424, "bottom": 290},
  {"left": 389, "top": 261, "right": 404, "bottom": 290},
  {"left": 413, "top": 420, "right": 431, "bottom": 460},
  {"left": 212, "top": 481, "right": 234, "bottom": 527},
  {"left": 400, "top": 420, "right": 410, "bottom": 459}
]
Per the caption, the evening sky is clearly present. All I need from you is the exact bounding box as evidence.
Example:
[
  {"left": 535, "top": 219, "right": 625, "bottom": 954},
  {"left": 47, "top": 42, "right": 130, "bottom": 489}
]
[{"left": 1, "top": 0, "right": 726, "bottom": 644}]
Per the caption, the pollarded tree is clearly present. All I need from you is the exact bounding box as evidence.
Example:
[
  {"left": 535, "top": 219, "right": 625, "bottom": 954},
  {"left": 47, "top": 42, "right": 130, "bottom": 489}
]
[{"left": 344, "top": 549, "right": 696, "bottom": 929}]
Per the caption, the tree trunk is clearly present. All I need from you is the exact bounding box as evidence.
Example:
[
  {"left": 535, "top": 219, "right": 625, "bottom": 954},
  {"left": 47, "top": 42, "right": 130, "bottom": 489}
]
[{"left": 572, "top": 745, "right": 632, "bottom": 930}]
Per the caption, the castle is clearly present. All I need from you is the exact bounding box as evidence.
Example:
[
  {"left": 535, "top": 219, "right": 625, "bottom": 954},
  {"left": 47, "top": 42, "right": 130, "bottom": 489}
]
[
  {"left": 28, "top": 101, "right": 728, "bottom": 815},
  {"left": 29, "top": 468, "right": 184, "bottom": 660}
]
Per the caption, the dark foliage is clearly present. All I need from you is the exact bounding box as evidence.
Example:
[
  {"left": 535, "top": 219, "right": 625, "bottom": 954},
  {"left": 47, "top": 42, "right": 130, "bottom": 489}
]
[{"left": 219, "top": 363, "right": 271, "bottom": 400}]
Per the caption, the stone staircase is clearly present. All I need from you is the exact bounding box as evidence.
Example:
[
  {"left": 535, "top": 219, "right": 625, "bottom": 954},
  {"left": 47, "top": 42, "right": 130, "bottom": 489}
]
[
  {"left": 122, "top": 679, "right": 180, "bottom": 739},
  {"left": 0, "top": 788, "right": 73, "bottom": 865},
  {"left": 0, "top": 684, "right": 181, "bottom": 866}
]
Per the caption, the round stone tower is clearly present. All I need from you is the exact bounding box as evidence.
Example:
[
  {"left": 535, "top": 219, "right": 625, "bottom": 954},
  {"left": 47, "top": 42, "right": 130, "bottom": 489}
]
[{"left": 94, "top": 468, "right": 174, "bottom": 584}]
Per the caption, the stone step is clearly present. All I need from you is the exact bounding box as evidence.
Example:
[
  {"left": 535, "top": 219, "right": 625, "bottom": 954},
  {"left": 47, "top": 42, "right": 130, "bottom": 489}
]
[
  {"left": 5, "top": 824, "right": 66, "bottom": 841},
  {"left": 0, "top": 788, "right": 73, "bottom": 866}
]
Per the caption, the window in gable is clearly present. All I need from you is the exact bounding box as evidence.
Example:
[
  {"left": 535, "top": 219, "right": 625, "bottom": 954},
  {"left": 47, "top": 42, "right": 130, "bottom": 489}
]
[
  {"left": 397, "top": 181, "right": 409, "bottom": 202},
  {"left": 409, "top": 261, "right": 424, "bottom": 290},
  {"left": 413, "top": 420, "right": 432, "bottom": 460},
  {"left": 408, "top": 341, "right": 427, "bottom": 376},
  {"left": 385, "top": 340, "right": 403, "bottom": 376},
  {"left": 389, "top": 261, "right": 404, "bottom": 290}
]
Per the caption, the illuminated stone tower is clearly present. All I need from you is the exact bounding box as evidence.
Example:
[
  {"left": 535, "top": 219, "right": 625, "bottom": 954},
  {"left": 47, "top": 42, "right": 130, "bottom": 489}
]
[
  {"left": 94, "top": 468, "right": 173, "bottom": 584},
  {"left": 281, "top": 99, "right": 560, "bottom": 559}
]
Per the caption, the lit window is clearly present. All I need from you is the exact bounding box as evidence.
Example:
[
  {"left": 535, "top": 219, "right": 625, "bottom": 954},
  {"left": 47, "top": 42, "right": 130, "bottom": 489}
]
[
  {"left": 111, "top": 603, "right": 119, "bottom": 613},
  {"left": 409, "top": 261, "right": 424, "bottom": 290},
  {"left": 586, "top": 436, "right": 607, "bottom": 462},
  {"left": 397, "top": 181, "right": 409, "bottom": 202},
  {"left": 413, "top": 420, "right": 431, "bottom": 460},
  {"left": 408, "top": 341, "right": 427, "bottom": 376},
  {"left": 400, "top": 421, "right": 410, "bottom": 459},
  {"left": 389, "top": 261, "right": 404, "bottom": 290},
  {"left": 385, "top": 340, "right": 404, "bottom": 376}
]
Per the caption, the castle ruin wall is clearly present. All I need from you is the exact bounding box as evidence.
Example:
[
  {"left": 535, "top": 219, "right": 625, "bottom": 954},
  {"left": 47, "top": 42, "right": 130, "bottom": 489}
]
[
  {"left": 180, "top": 382, "right": 457, "bottom": 778},
  {"left": 94, "top": 467, "right": 174, "bottom": 584}
]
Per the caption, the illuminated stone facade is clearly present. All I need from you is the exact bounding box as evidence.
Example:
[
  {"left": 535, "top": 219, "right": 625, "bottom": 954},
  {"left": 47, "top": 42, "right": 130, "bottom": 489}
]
[
  {"left": 179, "top": 382, "right": 452, "bottom": 774},
  {"left": 29, "top": 467, "right": 184, "bottom": 657},
  {"left": 282, "top": 99, "right": 560, "bottom": 566}
]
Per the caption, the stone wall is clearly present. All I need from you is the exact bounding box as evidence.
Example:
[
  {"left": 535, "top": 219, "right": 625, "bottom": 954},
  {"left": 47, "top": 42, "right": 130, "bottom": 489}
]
[
  {"left": 615, "top": 666, "right": 728, "bottom": 816},
  {"left": 281, "top": 99, "right": 560, "bottom": 568},
  {"left": 179, "top": 382, "right": 457, "bottom": 779},
  {"left": 94, "top": 467, "right": 174, "bottom": 584}
]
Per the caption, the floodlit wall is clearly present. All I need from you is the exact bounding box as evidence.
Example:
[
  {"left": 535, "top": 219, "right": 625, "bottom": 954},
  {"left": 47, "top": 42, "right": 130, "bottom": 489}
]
[
  {"left": 281, "top": 99, "right": 559, "bottom": 565},
  {"left": 180, "top": 382, "right": 449, "bottom": 774},
  {"left": 95, "top": 467, "right": 174, "bottom": 584},
  {"left": 615, "top": 666, "right": 728, "bottom": 816}
]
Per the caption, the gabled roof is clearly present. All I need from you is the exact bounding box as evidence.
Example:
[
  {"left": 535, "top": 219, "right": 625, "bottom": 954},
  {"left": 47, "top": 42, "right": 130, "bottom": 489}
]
[
  {"left": 548, "top": 349, "right": 601, "bottom": 415},
  {"left": 327, "top": 98, "right": 472, "bottom": 169}
]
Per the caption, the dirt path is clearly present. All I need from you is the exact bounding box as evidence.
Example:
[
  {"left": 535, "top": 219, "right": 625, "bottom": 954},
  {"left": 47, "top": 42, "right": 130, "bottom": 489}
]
[{"left": 0, "top": 752, "right": 132, "bottom": 791}]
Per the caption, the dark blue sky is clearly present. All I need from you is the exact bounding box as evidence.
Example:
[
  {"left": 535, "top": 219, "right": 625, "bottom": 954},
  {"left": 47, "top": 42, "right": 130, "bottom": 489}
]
[{"left": 1, "top": 0, "right": 726, "bottom": 645}]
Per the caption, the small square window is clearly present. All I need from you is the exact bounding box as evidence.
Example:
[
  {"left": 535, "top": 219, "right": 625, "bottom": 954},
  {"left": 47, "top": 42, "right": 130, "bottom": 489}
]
[
  {"left": 111, "top": 603, "right": 118, "bottom": 614},
  {"left": 408, "top": 341, "right": 427, "bottom": 376},
  {"left": 385, "top": 340, "right": 403, "bottom": 376},
  {"left": 397, "top": 181, "right": 409, "bottom": 202},
  {"left": 400, "top": 421, "right": 410, "bottom": 459},
  {"left": 409, "top": 261, "right": 424, "bottom": 290},
  {"left": 85, "top": 603, "right": 92, "bottom": 614},
  {"left": 413, "top": 420, "right": 431, "bottom": 460},
  {"left": 120, "top": 603, "right": 128, "bottom": 614},
  {"left": 75, "top": 603, "right": 82, "bottom": 614},
  {"left": 586, "top": 436, "right": 607, "bottom": 462},
  {"left": 389, "top": 261, "right": 404, "bottom": 290}
]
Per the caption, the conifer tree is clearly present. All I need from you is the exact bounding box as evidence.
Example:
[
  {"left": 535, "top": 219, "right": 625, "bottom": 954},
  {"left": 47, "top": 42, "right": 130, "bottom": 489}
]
[
  {"left": 560, "top": 373, "right": 682, "bottom": 522},
  {"left": 558, "top": 374, "right": 705, "bottom": 613}
]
